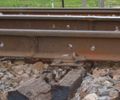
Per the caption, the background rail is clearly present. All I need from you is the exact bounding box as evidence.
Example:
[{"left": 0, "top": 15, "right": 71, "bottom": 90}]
[{"left": 0, "top": 8, "right": 120, "bottom": 16}]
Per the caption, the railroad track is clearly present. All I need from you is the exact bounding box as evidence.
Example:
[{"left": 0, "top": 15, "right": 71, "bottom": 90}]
[
  {"left": 0, "top": 8, "right": 120, "bottom": 100},
  {"left": 0, "top": 7, "right": 120, "bottom": 16},
  {"left": 0, "top": 14, "right": 119, "bottom": 61}
]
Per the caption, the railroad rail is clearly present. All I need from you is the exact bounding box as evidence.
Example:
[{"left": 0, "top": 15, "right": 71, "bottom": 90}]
[
  {"left": 0, "top": 15, "right": 119, "bottom": 31},
  {"left": 0, "top": 7, "right": 120, "bottom": 16},
  {"left": 0, "top": 15, "right": 120, "bottom": 61}
]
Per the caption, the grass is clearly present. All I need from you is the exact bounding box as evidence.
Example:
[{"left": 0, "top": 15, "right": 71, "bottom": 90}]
[{"left": 0, "top": 0, "right": 119, "bottom": 8}]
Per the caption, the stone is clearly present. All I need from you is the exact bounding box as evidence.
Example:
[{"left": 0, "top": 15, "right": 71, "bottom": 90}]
[
  {"left": 102, "top": 80, "right": 113, "bottom": 87},
  {"left": 32, "top": 69, "right": 39, "bottom": 74},
  {"left": 92, "top": 68, "right": 110, "bottom": 77},
  {"left": 21, "top": 73, "right": 29, "bottom": 79},
  {"left": 109, "top": 89, "right": 120, "bottom": 100},
  {"left": 6, "top": 72, "right": 14, "bottom": 78},
  {"left": 114, "top": 83, "right": 120, "bottom": 91},
  {"left": 0, "top": 72, "right": 4, "bottom": 78},
  {"left": 98, "top": 96, "right": 111, "bottom": 100},
  {"left": 61, "top": 70, "right": 67, "bottom": 76},
  {"left": 14, "top": 60, "right": 25, "bottom": 65},
  {"left": 98, "top": 87, "right": 109, "bottom": 96},
  {"left": 52, "top": 69, "right": 60, "bottom": 81},
  {"left": 79, "top": 75, "right": 94, "bottom": 98},
  {"left": 110, "top": 68, "right": 120, "bottom": 81},
  {"left": 52, "top": 68, "right": 86, "bottom": 100},
  {"left": 17, "top": 70, "right": 24, "bottom": 75},
  {"left": 32, "top": 62, "right": 44, "bottom": 74},
  {"left": 57, "top": 68, "right": 66, "bottom": 79},
  {"left": 2, "top": 60, "right": 12, "bottom": 68},
  {"left": 113, "top": 75, "right": 120, "bottom": 81},
  {"left": 44, "top": 73, "right": 53, "bottom": 83},
  {"left": 12, "top": 65, "right": 24, "bottom": 74},
  {"left": 83, "top": 93, "right": 98, "bottom": 100},
  {"left": 0, "top": 60, "right": 52, "bottom": 100},
  {"left": 0, "top": 92, "right": 7, "bottom": 100},
  {"left": 11, "top": 82, "right": 18, "bottom": 88},
  {"left": 43, "top": 64, "right": 49, "bottom": 69},
  {"left": 25, "top": 67, "right": 31, "bottom": 75},
  {"left": 33, "top": 92, "right": 52, "bottom": 100},
  {"left": 8, "top": 77, "right": 51, "bottom": 100},
  {"left": 32, "top": 62, "right": 44, "bottom": 71},
  {"left": 71, "top": 93, "right": 81, "bottom": 100}
]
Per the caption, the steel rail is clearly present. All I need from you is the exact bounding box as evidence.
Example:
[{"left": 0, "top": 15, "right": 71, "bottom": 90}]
[
  {"left": 0, "top": 7, "right": 120, "bottom": 16},
  {"left": 0, "top": 13, "right": 119, "bottom": 61},
  {"left": 0, "top": 29, "right": 120, "bottom": 61},
  {"left": 0, "top": 15, "right": 119, "bottom": 31},
  {"left": 0, "top": 29, "right": 119, "bottom": 38},
  {"left": 0, "top": 15, "right": 120, "bottom": 20}
]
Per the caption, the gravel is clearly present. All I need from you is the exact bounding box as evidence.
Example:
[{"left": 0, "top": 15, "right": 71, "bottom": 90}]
[
  {"left": 0, "top": 60, "right": 48, "bottom": 100},
  {"left": 0, "top": 59, "right": 75, "bottom": 99},
  {"left": 72, "top": 62, "right": 120, "bottom": 100},
  {"left": 0, "top": 60, "right": 120, "bottom": 100}
]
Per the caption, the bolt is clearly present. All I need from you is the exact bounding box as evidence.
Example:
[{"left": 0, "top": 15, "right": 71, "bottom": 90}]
[
  {"left": 90, "top": 45, "right": 96, "bottom": 51},
  {"left": 66, "top": 25, "right": 70, "bottom": 29},
  {"left": 68, "top": 43, "right": 73, "bottom": 49},
  {"left": 115, "top": 26, "right": 119, "bottom": 31},
  {"left": 52, "top": 24, "right": 56, "bottom": 28},
  {"left": 0, "top": 42, "right": 4, "bottom": 48}
]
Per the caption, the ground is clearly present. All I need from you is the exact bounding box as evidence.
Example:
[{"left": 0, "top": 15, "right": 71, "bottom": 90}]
[{"left": 0, "top": 0, "right": 119, "bottom": 7}]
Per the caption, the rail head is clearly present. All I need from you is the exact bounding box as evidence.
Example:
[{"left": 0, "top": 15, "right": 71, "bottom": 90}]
[
  {"left": 0, "top": 29, "right": 120, "bottom": 38},
  {"left": 0, "top": 15, "right": 120, "bottom": 21}
]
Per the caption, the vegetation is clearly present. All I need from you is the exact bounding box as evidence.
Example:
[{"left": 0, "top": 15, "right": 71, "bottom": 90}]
[{"left": 0, "top": 0, "right": 119, "bottom": 8}]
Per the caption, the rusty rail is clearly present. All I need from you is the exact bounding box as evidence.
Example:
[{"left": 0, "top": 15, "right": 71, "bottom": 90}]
[
  {"left": 0, "top": 29, "right": 119, "bottom": 38},
  {"left": 0, "top": 15, "right": 119, "bottom": 31},
  {"left": 0, "top": 7, "right": 120, "bottom": 16},
  {"left": 0, "top": 29, "right": 120, "bottom": 61},
  {"left": 0, "top": 15, "right": 119, "bottom": 61}
]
